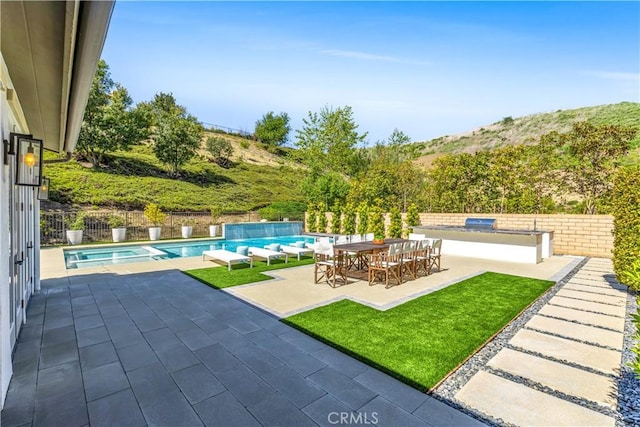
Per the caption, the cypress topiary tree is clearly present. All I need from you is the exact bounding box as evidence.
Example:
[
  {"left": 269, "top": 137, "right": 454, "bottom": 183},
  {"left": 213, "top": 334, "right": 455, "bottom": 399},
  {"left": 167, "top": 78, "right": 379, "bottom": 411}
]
[
  {"left": 406, "top": 203, "right": 420, "bottom": 227},
  {"left": 357, "top": 203, "right": 369, "bottom": 235},
  {"left": 368, "top": 204, "right": 386, "bottom": 239},
  {"left": 343, "top": 202, "right": 356, "bottom": 234},
  {"left": 330, "top": 201, "right": 342, "bottom": 234},
  {"left": 318, "top": 205, "right": 327, "bottom": 233},
  {"left": 388, "top": 206, "right": 402, "bottom": 238},
  {"left": 307, "top": 205, "right": 318, "bottom": 232},
  {"left": 612, "top": 165, "right": 640, "bottom": 290}
]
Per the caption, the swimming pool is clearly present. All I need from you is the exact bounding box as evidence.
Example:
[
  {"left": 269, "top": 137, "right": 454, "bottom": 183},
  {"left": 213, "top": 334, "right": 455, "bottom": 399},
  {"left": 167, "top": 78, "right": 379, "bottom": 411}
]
[{"left": 63, "top": 235, "right": 315, "bottom": 269}]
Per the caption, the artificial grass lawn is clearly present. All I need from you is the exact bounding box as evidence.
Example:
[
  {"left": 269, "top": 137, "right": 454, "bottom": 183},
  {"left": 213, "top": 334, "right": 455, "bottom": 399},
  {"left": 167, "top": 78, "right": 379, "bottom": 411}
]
[
  {"left": 283, "top": 271, "right": 553, "bottom": 391},
  {"left": 184, "top": 256, "right": 314, "bottom": 289}
]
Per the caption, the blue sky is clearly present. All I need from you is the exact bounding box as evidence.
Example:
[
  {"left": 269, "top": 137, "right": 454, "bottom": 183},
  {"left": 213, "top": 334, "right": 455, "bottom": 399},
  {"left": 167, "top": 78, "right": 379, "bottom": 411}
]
[{"left": 102, "top": 1, "right": 639, "bottom": 144}]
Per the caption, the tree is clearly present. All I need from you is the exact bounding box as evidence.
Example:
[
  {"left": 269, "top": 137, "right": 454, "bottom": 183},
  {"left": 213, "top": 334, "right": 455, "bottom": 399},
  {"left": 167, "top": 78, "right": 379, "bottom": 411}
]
[
  {"left": 76, "top": 60, "right": 150, "bottom": 167},
  {"left": 206, "top": 136, "right": 234, "bottom": 167},
  {"left": 562, "top": 122, "right": 637, "bottom": 214},
  {"left": 145, "top": 93, "right": 203, "bottom": 176},
  {"left": 254, "top": 111, "right": 290, "bottom": 147},
  {"left": 406, "top": 203, "right": 420, "bottom": 227},
  {"left": 388, "top": 207, "right": 402, "bottom": 238}
]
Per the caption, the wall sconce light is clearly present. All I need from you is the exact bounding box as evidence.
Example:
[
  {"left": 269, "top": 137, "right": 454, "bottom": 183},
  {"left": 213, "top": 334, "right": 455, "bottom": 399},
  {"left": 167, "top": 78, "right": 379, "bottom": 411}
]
[
  {"left": 15, "top": 135, "right": 43, "bottom": 186},
  {"left": 38, "top": 177, "right": 50, "bottom": 200}
]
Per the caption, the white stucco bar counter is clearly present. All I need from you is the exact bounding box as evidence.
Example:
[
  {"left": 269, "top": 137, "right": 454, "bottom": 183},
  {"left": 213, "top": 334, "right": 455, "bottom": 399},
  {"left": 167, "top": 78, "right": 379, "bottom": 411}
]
[{"left": 412, "top": 226, "right": 554, "bottom": 264}]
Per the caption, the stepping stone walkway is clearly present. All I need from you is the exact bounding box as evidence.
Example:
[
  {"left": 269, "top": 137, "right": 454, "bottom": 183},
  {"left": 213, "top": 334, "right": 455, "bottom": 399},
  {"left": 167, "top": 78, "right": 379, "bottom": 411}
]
[{"left": 454, "top": 258, "right": 627, "bottom": 426}]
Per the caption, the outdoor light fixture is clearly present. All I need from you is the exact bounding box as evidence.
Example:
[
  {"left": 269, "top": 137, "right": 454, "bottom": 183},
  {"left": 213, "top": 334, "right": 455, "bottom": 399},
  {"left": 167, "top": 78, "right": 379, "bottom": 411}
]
[
  {"left": 38, "top": 177, "right": 50, "bottom": 200},
  {"left": 15, "top": 135, "right": 43, "bottom": 186}
]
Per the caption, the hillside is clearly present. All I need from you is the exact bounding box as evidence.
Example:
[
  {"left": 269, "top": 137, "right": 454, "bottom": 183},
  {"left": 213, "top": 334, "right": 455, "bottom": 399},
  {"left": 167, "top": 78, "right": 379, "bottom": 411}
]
[{"left": 413, "top": 102, "right": 640, "bottom": 167}]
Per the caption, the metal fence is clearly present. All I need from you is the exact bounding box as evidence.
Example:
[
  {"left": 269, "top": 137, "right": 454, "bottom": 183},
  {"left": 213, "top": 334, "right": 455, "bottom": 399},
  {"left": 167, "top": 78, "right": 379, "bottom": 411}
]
[{"left": 41, "top": 210, "right": 306, "bottom": 246}]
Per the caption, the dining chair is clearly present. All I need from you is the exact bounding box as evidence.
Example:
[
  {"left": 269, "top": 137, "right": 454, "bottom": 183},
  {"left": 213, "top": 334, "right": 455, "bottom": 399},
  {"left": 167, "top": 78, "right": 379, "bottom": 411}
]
[
  {"left": 314, "top": 243, "right": 347, "bottom": 287},
  {"left": 415, "top": 239, "right": 432, "bottom": 277},
  {"left": 400, "top": 240, "right": 418, "bottom": 281},
  {"left": 429, "top": 239, "right": 442, "bottom": 272},
  {"left": 368, "top": 242, "right": 402, "bottom": 288}
]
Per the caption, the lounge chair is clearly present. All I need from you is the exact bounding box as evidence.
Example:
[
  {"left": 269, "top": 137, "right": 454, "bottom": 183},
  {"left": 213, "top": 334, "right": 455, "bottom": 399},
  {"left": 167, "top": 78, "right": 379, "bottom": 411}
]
[
  {"left": 248, "top": 247, "right": 288, "bottom": 266},
  {"left": 202, "top": 249, "right": 253, "bottom": 271},
  {"left": 280, "top": 245, "right": 314, "bottom": 261}
]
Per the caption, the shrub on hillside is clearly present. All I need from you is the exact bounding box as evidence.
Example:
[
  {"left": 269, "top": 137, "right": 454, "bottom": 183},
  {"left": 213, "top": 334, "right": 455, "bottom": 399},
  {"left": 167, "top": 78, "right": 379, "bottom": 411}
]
[
  {"left": 258, "top": 201, "right": 306, "bottom": 221},
  {"left": 611, "top": 165, "right": 640, "bottom": 290}
]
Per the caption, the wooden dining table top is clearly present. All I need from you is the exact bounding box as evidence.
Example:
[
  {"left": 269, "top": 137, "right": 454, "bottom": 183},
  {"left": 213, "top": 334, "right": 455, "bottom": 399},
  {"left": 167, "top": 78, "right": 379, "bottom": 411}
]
[{"left": 332, "top": 238, "right": 408, "bottom": 253}]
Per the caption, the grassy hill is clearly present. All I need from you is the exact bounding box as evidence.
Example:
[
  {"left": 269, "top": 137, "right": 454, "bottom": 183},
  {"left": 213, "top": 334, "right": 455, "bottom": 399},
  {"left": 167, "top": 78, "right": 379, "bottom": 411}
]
[
  {"left": 413, "top": 102, "right": 640, "bottom": 167},
  {"left": 44, "top": 133, "right": 306, "bottom": 212}
]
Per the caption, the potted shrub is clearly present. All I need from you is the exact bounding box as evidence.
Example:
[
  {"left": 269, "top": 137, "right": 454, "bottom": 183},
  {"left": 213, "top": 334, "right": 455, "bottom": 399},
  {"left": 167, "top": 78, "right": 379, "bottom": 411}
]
[
  {"left": 180, "top": 217, "right": 194, "bottom": 238},
  {"left": 209, "top": 206, "right": 222, "bottom": 237},
  {"left": 108, "top": 214, "right": 127, "bottom": 243},
  {"left": 66, "top": 212, "right": 86, "bottom": 245},
  {"left": 144, "top": 203, "right": 166, "bottom": 241}
]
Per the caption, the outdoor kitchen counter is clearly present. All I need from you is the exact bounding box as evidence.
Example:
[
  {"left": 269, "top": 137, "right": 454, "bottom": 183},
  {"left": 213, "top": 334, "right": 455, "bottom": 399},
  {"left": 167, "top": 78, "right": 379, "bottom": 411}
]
[{"left": 412, "top": 226, "right": 554, "bottom": 264}]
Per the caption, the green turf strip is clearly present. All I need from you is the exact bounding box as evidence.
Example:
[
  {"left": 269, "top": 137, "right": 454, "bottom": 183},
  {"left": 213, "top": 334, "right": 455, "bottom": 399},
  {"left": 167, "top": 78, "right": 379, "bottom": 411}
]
[
  {"left": 184, "top": 256, "right": 314, "bottom": 288},
  {"left": 283, "top": 271, "right": 553, "bottom": 391}
]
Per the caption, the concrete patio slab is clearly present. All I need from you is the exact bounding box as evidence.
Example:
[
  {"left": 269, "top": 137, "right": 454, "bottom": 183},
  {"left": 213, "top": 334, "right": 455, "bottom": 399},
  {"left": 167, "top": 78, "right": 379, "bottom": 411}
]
[
  {"left": 537, "top": 304, "right": 625, "bottom": 331},
  {"left": 563, "top": 282, "right": 628, "bottom": 297},
  {"left": 456, "top": 371, "right": 615, "bottom": 426},
  {"left": 525, "top": 315, "right": 624, "bottom": 349},
  {"left": 510, "top": 329, "right": 621, "bottom": 375},
  {"left": 555, "top": 288, "right": 626, "bottom": 305},
  {"left": 487, "top": 348, "right": 617, "bottom": 409},
  {"left": 548, "top": 295, "right": 626, "bottom": 317}
]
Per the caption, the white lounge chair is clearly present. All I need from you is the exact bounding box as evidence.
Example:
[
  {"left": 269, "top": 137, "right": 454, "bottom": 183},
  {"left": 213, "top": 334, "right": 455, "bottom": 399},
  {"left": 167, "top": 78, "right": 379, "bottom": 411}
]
[
  {"left": 248, "top": 247, "right": 288, "bottom": 266},
  {"left": 202, "top": 249, "right": 253, "bottom": 271},
  {"left": 280, "top": 245, "right": 314, "bottom": 261}
]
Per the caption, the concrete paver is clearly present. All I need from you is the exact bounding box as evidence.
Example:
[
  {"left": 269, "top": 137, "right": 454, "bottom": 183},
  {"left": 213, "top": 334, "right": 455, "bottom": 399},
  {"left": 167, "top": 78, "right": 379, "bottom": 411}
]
[
  {"left": 555, "top": 288, "right": 626, "bottom": 305},
  {"left": 537, "top": 304, "right": 625, "bottom": 331},
  {"left": 456, "top": 371, "right": 615, "bottom": 427},
  {"left": 510, "top": 329, "right": 621, "bottom": 375},
  {"left": 563, "top": 282, "right": 628, "bottom": 298},
  {"left": 548, "top": 295, "right": 626, "bottom": 317},
  {"left": 487, "top": 348, "right": 617, "bottom": 409},
  {"left": 525, "top": 315, "right": 624, "bottom": 349}
]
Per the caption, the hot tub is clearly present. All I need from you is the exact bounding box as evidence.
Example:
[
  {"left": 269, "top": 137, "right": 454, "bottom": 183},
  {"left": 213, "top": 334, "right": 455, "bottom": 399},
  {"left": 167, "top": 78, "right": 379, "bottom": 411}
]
[{"left": 412, "top": 223, "right": 554, "bottom": 264}]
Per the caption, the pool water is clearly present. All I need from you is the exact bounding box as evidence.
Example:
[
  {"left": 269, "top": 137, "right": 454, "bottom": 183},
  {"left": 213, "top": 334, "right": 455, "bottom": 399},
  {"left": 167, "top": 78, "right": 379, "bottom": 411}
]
[{"left": 63, "top": 235, "right": 315, "bottom": 269}]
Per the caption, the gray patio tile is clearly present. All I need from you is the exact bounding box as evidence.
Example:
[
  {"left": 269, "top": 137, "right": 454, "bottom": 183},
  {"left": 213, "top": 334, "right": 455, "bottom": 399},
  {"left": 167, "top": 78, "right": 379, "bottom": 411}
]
[
  {"left": 71, "top": 295, "right": 95, "bottom": 306},
  {"left": 77, "top": 326, "right": 110, "bottom": 348},
  {"left": 83, "top": 361, "right": 130, "bottom": 402},
  {"left": 171, "top": 363, "right": 226, "bottom": 405},
  {"left": 41, "top": 325, "right": 76, "bottom": 348},
  {"left": 87, "top": 388, "right": 146, "bottom": 427},
  {"left": 109, "top": 330, "right": 146, "bottom": 350},
  {"left": 195, "top": 343, "right": 241, "bottom": 373},
  {"left": 131, "top": 314, "right": 165, "bottom": 333},
  {"left": 127, "top": 363, "right": 181, "bottom": 406},
  {"left": 263, "top": 318, "right": 293, "bottom": 336},
  {"left": 143, "top": 327, "right": 180, "bottom": 351},
  {"left": 39, "top": 341, "right": 79, "bottom": 369},
  {"left": 312, "top": 347, "right": 370, "bottom": 379},
  {"left": 116, "top": 342, "right": 159, "bottom": 372},
  {"left": 272, "top": 347, "right": 327, "bottom": 377},
  {"left": 194, "top": 391, "right": 261, "bottom": 427},
  {"left": 73, "top": 303, "right": 100, "bottom": 318},
  {"left": 42, "top": 315, "right": 73, "bottom": 330},
  {"left": 12, "top": 356, "right": 40, "bottom": 379},
  {"left": 102, "top": 315, "right": 136, "bottom": 331},
  {"left": 359, "top": 396, "right": 427, "bottom": 427},
  {"left": 413, "top": 396, "right": 485, "bottom": 427},
  {"left": 302, "top": 394, "right": 357, "bottom": 427},
  {"left": 281, "top": 329, "right": 329, "bottom": 353},
  {"left": 155, "top": 342, "right": 200, "bottom": 372},
  {"left": 139, "top": 391, "right": 204, "bottom": 426},
  {"left": 230, "top": 342, "right": 284, "bottom": 376},
  {"left": 216, "top": 365, "right": 276, "bottom": 407},
  {"left": 355, "top": 368, "right": 429, "bottom": 413},
  {"left": 211, "top": 327, "right": 252, "bottom": 352},
  {"left": 193, "top": 316, "right": 229, "bottom": 335},
  {"left": 74, "top": 314, "right": 104, "bottom": 332},
  {"left": 262, "top": 366, "right": 326, "bottom": 409},
  {"left": 164, "top": 316, "right": 199, "bottom": 333},
  {"left": 79, "top": 341, "right": 118, "bottom": 370},
  {"left": 33, "top": 388, "right": 88, "bottom": 427},
  {"left": 98, "top": 304, "right": 128, "bottom": 319},
  {"left": 1, "top": 371, "right": 37, "bottom": 427},
  {"left": 247, "top": 392, "right": 317, "bottom": 427},
  {"left": 13, "top": 340, "right": 41, "bottom": 362},
  {"left": 17, "top": 324, "right": 43, "bottom": 344},
  {"left": 176, "top": 327, "right": 216, "bottom": 351},
  {"left": 224, "top": 316, "right": 262, "bottom": 335},
  {"left": 309, "top": 367, "right": 377, "bottom": 411},
  {"left": 36, "top": 361, "right": 83, "bottom": 399}
]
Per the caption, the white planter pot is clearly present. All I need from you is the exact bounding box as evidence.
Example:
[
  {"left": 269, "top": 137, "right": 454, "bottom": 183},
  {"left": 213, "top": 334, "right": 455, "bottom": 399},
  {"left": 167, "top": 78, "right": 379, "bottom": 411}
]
[
  {"left": 112, "top": 227, "right": 127, "bottom": 243},
  {"left": 66, "top": 230, "right": 83, "bottom": 245},
  {"left": 209, "top": 225, "right": 219, "bottom": 237},
  {"left": 148, "top": 227, "right": 162, "bottom": 241},
  {"left": 181, "top": 226, "right": 193, "bottom": 238}
]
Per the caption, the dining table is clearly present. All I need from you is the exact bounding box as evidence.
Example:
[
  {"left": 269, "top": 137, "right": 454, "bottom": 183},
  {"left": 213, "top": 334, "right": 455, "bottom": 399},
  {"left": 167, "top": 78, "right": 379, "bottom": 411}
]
[{"left": 332, "top": 238, "right": 408, "bottom": 280}]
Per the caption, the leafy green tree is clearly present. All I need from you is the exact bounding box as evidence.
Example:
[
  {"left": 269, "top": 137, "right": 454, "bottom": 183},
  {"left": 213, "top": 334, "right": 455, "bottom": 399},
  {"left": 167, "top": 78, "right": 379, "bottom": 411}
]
[
  {"left": 206, "top": 136, "right": 234, "bottom": 167},
  {"left": 406, "top": 203, "right": 420, "bottom": 227},
  {"left": 76, "top": 60, "right": 150, "bottom": 167},
  {"left": 307, "top": 205, "right": 318, "bottom": 232},
  {"left": 388, "top": 207, "right": 402, "bottom": 238},
  {"left": 368, "top": 203, "right": 386, "bottom": 238},
  {"left": 562, "top": 122, "right": 637, "bottom": 214},
  {"left": 318, "top": 207, "right": 327, "bottom": 233},
  {"left": 254, "top": 111, "right": 290, "bottom": 147},
  {"left": 342, "top": 202, "right": 357, "bottom": 234},
  {"left": 611, "top": 165, "right": 640, "bottom": 290},
  {"left": 301, "top": 171, "right": 349, "bottom": 210},
  {"left": 330, "top": 201, "right": 342, "bottom": 234},
  {"left": 146, "top": 93, "right": 203, "bottom": 176}
]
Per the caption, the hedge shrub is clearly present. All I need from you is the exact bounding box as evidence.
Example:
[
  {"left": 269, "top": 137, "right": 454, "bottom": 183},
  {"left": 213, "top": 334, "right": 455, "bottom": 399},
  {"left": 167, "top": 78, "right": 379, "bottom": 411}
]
[{"left": 612, "top": 165, "right": 640, "bottom": 290}]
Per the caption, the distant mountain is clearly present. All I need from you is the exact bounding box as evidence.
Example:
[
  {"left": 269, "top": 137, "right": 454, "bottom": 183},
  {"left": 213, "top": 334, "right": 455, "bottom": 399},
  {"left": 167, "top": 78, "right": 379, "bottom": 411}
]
[{"left": 413, "top": 102, "right": 640, "bottom": 167}]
